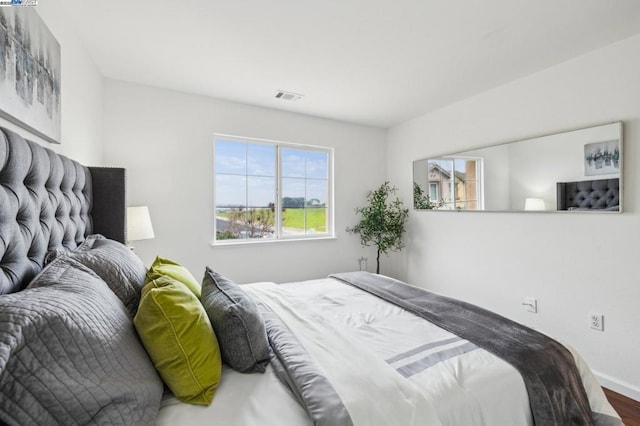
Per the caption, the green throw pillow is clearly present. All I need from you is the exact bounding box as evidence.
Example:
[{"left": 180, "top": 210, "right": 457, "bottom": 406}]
[
  {"left": 134, "top": 275, "right": 221, "bottom": 405},
  {"left": 146, "top": 256, "right": 201, "bottom": 297}
]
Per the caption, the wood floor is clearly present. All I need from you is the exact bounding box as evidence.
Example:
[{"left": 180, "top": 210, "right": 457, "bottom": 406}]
[{"left": 604, "top": 388, "right": 640, "bottom": 426}]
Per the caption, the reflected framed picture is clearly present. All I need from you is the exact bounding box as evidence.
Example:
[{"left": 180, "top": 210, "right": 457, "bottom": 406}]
[
  {"left": 584, "top": 140, "right": 619, "bottom": 176},
  {"left": 0, "top": 8, "right": 61, "bottom": 144}
]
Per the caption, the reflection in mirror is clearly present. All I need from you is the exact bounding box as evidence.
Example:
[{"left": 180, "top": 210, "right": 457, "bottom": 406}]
[{"left": 413, "top": 122, "right": 622, "bottom": 212}]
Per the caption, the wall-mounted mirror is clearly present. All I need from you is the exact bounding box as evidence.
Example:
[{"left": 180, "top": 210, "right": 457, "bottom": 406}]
[{"left": 413, "top": 122, "right": 622, "bottom": 212}]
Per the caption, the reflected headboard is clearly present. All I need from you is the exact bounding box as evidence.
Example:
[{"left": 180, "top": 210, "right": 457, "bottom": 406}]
[
  {"left": 556, "top": 178, "right": 619, "bottom": 211},
  {"left": 0, "top": 127, "right": 126, "bottom": 294}
]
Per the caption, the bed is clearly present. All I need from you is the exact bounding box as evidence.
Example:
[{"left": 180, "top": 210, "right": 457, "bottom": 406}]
[
  {"left": 556, "top": 178, "right": 620, "bottom": 211},
  {"left": 0, "top": 126, "right": 623, "bottom": 426}
]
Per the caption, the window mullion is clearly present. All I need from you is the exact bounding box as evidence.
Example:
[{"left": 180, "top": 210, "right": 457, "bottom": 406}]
[
  {"left": 275, "top": 145, "right": 282, "bottom": 239},
  {"left": 245, "top": 144, "right": 249, "bottom": 239},
  {"left": 303, "top": 154, "right": 307, "bottom": 235}
]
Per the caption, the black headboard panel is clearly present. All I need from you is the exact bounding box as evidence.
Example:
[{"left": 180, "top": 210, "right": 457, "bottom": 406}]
[
  {"left": 89, "top": 167, "right": 126, "bottom": 244},
  {"left": 0, "top": 127, "right": 125, "bottom": 294},
  {"left": 556, "top": 178, "right": 619, "bottom": 211}
]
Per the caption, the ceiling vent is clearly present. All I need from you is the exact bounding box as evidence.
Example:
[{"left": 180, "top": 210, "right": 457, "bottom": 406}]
[{"left": 274, "top": 90, "right": 304, "bottom": 102}]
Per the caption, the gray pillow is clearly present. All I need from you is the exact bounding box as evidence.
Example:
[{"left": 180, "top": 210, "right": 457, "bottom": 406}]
[
  {"left": 201, "top": 267, "right": 270, "bottom": 373},
  {"left": 59, "top": 234, "right": 147, "bottom": 317},
  {"left": 0, "top": 257, "right": 163, "bottom": 425}
]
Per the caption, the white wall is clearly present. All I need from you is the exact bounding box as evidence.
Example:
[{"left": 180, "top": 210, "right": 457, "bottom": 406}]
[
  {"left": 387, "top": 34, "right": 640, "bottom": 399},
  {"left": 0, "top": 5, "right": 104, "bottom": 165},
  {"left": 103, "top": 80, "right": 386, "bottom": 284}
]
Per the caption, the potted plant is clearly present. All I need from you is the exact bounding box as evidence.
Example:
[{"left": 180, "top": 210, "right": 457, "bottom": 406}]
[{"left": 347, "top": 182, "right": 409, "bottom": 274}]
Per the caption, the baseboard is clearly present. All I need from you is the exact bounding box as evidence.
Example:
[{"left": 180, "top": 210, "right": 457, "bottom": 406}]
[{"left": 594, "top": 370, "right": 640, "bottom": 402}]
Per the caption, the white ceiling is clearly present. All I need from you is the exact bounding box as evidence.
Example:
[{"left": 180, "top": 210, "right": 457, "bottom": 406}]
[{"left": 61, "top": 0, "right": 640, "bottom": 128}]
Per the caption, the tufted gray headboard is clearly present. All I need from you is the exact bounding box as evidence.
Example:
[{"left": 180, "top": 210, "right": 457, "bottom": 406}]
[
  {"left": 556, "top": 178, "right": 619, "bottom": 211},
  {"left": 0, "top": 127, "right": 126, "bottom": 294}
]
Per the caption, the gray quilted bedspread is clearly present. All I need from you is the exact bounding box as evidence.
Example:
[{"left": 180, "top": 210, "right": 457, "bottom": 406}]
[{"left": 0, "top": 258, "right": 163, "bottom": 425}]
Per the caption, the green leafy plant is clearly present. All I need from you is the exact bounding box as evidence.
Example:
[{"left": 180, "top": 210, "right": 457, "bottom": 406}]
[
  {"left": 347, "top": 182, "right": 409, "bottom": 274},
  {"left": 413, "top": 182, "right": 440, "bottom": 209},
  {"left": 413, "top": 181, "right": 430, "bottom": 209}
]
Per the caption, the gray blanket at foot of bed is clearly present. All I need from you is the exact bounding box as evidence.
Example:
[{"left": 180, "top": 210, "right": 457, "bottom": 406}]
[{"left": 329, "top": 272, "right": 604, "bottom": 426}]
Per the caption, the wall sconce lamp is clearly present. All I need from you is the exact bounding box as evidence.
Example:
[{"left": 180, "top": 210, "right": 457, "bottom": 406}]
[{"left": 127, "top": 206, "right": 155, "bottom": 248}]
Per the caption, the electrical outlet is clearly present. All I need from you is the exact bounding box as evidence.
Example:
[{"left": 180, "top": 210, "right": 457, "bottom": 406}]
[
  {"left": 522, "top": 297, "right": 537, "bottom": 313},
  {"left": 589, "top": 313, "right": 604, "bottom": 331},
  {"left": 358, "top": 257, "right": 368, "bottom": 271}
]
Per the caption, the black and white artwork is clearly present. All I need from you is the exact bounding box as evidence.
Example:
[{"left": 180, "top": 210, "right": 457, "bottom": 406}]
[
  {"left": 0, "top": 8, "right": 60, "bottom": 144},
  {"left": 584, "top": 140, "right": 620, "bottom": 176}
]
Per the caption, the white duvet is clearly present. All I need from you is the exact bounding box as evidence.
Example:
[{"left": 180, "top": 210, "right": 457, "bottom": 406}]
[{"left": 156, "top": 278, "right": 620, "bottom": 426}]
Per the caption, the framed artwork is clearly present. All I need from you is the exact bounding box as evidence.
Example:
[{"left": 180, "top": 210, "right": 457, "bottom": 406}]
[
  {"left": 584, "top": 140, "right": 619, "bottom": 176},
  {"left": 0, "top": 7, "right": 60, "bottom": 144}
]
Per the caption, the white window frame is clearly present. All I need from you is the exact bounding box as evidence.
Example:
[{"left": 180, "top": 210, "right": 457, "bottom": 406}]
[
  {"left": 431, "top": 156, "right": 484, "bottom": 210},
  {"left": 212, "top": 134, "right": 334, "bottom": 245}
]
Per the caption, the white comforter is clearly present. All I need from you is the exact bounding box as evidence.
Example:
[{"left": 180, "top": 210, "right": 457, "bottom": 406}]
[{"left": 156, "top": 278, "right": 620, "bottom": 426}]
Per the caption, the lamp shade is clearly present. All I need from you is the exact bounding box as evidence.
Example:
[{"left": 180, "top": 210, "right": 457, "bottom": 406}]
[
  {"left": 127, "top": 206, "right": 155, "bottom": 242},
  {"left": 524, "top": 198, "right": 545, "bottom": 211}
]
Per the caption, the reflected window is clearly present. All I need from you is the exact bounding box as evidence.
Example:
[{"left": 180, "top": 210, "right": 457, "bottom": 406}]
[
  {"left": 214, "top": 135, "right": 333, "bottom": 243},
  {"left": 418, "top": 157, "right": 483, "bottom": 210},
  {"left": 429, "top": 182, "right": 438, "bottom": 201}
]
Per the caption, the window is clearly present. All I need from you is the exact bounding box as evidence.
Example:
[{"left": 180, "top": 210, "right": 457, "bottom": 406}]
[
  {"left": 427, "top": 157, "right": 482, "bottom": 210},
  {"left": 429, "top": 182, "right": 439, "bottom": 202},
  {"left": 214, "top": 135, "right": 333, "bottom": 243}
]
